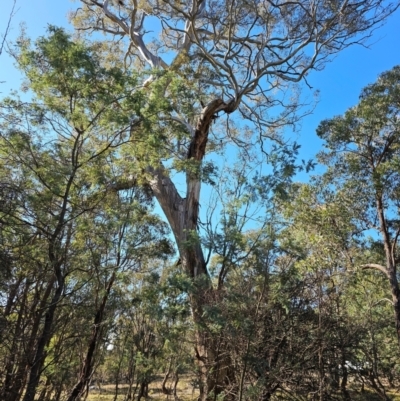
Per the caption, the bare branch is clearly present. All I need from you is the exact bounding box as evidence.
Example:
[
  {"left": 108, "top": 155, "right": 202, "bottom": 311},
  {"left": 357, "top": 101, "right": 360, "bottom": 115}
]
[
  {"left": 0, "top": 0, "right": 17, "bottom": 57},
  {"left": 73, "top": 0, "right": 399, "bottom": 112},
  {"left": 170, "top": 115, "right": 195, "bottom": 137},
  {"left": 361, "top": 263, "right": 390, "bottom": 278}
]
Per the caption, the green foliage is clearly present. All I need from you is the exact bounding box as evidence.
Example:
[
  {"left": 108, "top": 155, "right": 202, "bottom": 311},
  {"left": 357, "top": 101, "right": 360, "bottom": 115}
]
[
  {"left": 18, "top": 26, "right": 142, "bottom": 128},
  {"left": 0, "top": 27, "right": 173, "bottom": 401},
  {"left": 317, "top": 65, "right": 400, "bottom": 218},
  {"left": 2, "top": 22, "right": 400, "bottom": 401}
]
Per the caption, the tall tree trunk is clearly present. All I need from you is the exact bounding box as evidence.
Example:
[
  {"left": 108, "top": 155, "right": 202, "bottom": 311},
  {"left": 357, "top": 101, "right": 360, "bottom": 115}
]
[
  {"left": 124, "top": 349, "right": 137, "bottom": 401},
  {"left": 147, "top": 98, "right": 235, "bottom": 401},
  {"left": 389, "top": 274, "right": 400, "bottom": 342},
  {"left": 376, "top": 196, "right": 400, "bottom": 344}
]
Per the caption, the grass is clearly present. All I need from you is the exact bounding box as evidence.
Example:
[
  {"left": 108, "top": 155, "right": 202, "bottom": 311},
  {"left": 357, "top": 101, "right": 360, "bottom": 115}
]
[
  {"left": 85, "top": 376, "right": 400, "bottom": 401},
  {"left": 86, "top": 375, "right": 198, "bottom": 401}
]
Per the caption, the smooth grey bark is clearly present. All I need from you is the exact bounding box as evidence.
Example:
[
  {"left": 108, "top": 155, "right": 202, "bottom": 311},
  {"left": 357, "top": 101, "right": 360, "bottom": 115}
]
[{"left": 147, "top": 98, "right": 235, "bottom": 400}]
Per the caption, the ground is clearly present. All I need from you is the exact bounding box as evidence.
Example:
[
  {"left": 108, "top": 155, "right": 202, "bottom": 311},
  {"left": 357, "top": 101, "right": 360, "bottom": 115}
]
[{"left": 84, "top": 375, "right": 400, "bottom": 401}]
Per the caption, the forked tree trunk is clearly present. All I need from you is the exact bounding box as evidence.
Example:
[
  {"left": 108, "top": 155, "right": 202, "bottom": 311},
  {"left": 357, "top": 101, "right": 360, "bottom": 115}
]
[
  {"left": 162, "top": 360, "right": 173, "bottom": 395},
  {"left": 147, "top": 98, "right": 235, "bottom": 401},
  {"left": 149, "top": 165, "right": 218, "bottom": 401}
]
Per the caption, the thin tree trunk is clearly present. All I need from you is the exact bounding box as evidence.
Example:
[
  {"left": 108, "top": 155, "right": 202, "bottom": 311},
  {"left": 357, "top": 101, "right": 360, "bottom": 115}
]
[
  {"left": 137, "top": 380, "right": 149, "bottom": 401},
  {"left": 340, "top": 359, "right": 350, "bottom": 400},
  {"left": 376, "top": 196, "right": 400, "bottom": 344},
  {"left": 162, "top": 358, "right": 173, "bottom": 395},
  {"left": 23, "top": 166, "right": 77, "bottom": 401},
  {"left": 6, "top": 275, "right": 58, "bottom": 401},
  {"left": 3, "top": 279, "right": 31, "bottom": 401},
  {"left": 37, "top": 377, "right": 51, "bottom": 401},
  {"left": 124, "top": 351, "right": 137, "bottom": 401},
  {"left": 54, "top": 386, "right": 63, "bottom": 401},
  {"left": 66, "top": 272, "right": 116, "bottom": 401},
  {"left": 388, "top": 274, "right": 400, "bottom": 342},
  {"left": 4, "top": 276, "right": 23, "bottom": 316},
  {"left": 112, "top": 356, "right": 123, "bottom": 401},
  {"left": 173, "top": 372, "right": 179, "bottom": 397},
  {"left": 22, "top": 275, "right": 64, "bottom": 401}
]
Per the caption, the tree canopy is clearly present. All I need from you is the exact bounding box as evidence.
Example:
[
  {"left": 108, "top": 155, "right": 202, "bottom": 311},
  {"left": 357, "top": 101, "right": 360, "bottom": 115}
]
[{"left": 1, "top": 1, "right": 400, "bottom": 401}]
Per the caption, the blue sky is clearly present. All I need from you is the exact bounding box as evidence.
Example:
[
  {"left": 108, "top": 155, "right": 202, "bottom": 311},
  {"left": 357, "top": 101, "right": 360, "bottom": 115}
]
[
  {"left": 1, "top": 0, "right": 400, "bottom": 171},
  {"left": 298, "top": 12, "right": 400, "bottom": 163}
]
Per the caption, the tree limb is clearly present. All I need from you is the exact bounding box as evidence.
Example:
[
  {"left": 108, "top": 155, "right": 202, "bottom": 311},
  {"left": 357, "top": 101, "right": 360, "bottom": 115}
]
[
  {"left": 0, "top": 0, "right": 17, "bottom": 57},
  {"left": 361, "top": 263, "right": 389, "bottom": 278}
]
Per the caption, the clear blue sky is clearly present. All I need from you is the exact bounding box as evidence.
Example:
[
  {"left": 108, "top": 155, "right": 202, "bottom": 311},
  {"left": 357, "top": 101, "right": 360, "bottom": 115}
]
[
  {"left": 298, "top": 11, "right": 400, "bottom": 165},
  {"left": 1, "top": 0, "right": 400, "bottom": 171}
]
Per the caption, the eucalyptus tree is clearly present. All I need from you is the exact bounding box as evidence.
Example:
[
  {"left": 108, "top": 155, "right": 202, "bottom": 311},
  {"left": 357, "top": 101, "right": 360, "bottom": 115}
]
[
  {"left": 70, "top": 0, "right": 400, "bottom": 397},
  {"left": 316, "top": 66, "right": 400, "bottom": 344},
  {"left": 65, "top": 187, "right": 171, "bottom": 401},
  {"left": 0, "top": 28, "right": 170, "bottom": 401},
  {"left": 278, "top": 182, "right": 400, "bottom": 399}
]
